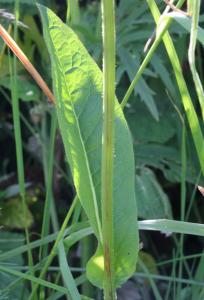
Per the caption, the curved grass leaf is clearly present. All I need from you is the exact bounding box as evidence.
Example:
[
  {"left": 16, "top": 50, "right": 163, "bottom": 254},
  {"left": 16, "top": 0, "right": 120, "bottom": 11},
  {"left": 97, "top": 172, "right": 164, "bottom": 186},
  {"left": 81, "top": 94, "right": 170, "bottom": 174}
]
[
  {"left": 0, "top": 233, "right": 28, "bottom": 299},
  {"left": 58, "top": 241, "right": 81, "bottom": 300},
  {"left": 0, "top": 222, "right": 89, "bottom": 262},
  {"left": 38, "top": 5, "right": 139, "bottom": 288},
  {"left": 139, "top": 219, "right": 204, "bottom": 237},
  {"left": 146, "top": 0, "right": 204, "bottom": 175}
]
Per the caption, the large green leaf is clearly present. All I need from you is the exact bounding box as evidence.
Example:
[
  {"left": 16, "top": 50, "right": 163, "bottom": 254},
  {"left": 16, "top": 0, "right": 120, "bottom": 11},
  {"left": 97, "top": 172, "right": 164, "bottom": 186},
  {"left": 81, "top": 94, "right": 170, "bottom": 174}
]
[{"left": 38, "top": 6, "right": 139, "bottom": 288}]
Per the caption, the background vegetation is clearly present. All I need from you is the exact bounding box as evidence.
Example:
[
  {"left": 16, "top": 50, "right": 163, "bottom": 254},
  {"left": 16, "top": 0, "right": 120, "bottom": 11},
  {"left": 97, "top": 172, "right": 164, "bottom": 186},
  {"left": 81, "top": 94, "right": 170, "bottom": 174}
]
[{"left": 0, "top": 0, "right": 204, "bottom": 299}]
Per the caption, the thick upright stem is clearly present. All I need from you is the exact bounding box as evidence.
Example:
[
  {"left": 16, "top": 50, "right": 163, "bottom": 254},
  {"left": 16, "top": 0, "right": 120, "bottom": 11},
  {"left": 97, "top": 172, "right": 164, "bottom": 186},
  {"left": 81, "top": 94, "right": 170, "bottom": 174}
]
[{"left": 101, "top": 0, "right": 116, "bottom": 299}]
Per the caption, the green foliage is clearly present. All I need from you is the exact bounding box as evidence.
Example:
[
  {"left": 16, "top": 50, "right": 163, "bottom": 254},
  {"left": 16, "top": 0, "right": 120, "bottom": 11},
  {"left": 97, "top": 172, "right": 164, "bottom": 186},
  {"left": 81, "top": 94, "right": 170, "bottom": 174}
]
[
  {"left": 0, "top": 232, "right": 29, "bottom": 299},
  {"left": 0, "top": 19, "right": 9, "bottom": 53},
  {"left": 136, "top": 167, "right": 172, "bottom": 219},
  {"left": 66, "top": 0, "right": 80, "bottom": 25},
  {"left": 148, "top": 0, "right": 204, "bottom": 176},
  {"left": 1, "top": 0, "right": 204, "bottom": 299},
  {"left": 127, "top": 101, "right": 175, "bottom": 144},
  {"left": 38, "top": 5, "right": 139, "bottom": 288},
  {"left": 116, "top": 0, "right": 178, "bottom": 121},
  {"left": 0, "top": 197, "right": 33, "bottom": 228},
  {"left": 74, "top": 0, "right": 203, "bottom": 223},
  {"left": 21, "top": 15, "right": 48, "bottom": 62},
  {"left": 137, "top": 251, "right": 158, "bottom": 275},
  {"left": 0, "top": 0, "right": 47, "bottom": 4},
  {"left": 139, "top": 219, "right": 204, "bottom": 237},
  {"left": 0, "top": 76, "right": 40, "bottom": 101},
  {"left": 118, "top": 47, "right": 158, "bottom": 120},
  {"left": 0, "top": 56, "right": 24, "bottom": 78}
]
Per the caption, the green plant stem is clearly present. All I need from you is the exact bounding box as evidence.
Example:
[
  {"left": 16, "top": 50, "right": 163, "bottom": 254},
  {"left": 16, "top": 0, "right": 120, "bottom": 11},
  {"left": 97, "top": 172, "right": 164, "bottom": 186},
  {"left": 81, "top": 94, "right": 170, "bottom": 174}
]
[
  {"left": 0, "top": 24, "right": 11, "bottom": 70},
  {"left": 101, "top": 0, "right": 116, "bottom": 299},
  {"left": 146, "top": 0, "right": 204, "bottom": 175},
  {"left": 28, "top": 196, "right": 78, "bottom": 300},
  {"left": 10, "top": 0, "right": 34, "bottom": 288},
  {"left": 1, "top": 86, "right": 70, "bottom": 184},
  {"left": 40, "top": 110, "right": 58, "bottom": 260},
  {"left": 58, "top": 241, "right": 81, "bottom": 300},
  {"left": 66, "top": 0, "right": 80, "bottom": 25},
  {"left": 188, "top": 0, "right": 204, "bottom": 121},
  {"left": 39, "top": 110, "right": 58, "bottom": 300},
  {"left": 187, "top": 0, "right": 193, "bottom": 14},
  {"left": 120, "top": 0, "right": 185, "bottom": 109},
  {"left": 177, "top": 124, "right": 187, "bottom": 299}
]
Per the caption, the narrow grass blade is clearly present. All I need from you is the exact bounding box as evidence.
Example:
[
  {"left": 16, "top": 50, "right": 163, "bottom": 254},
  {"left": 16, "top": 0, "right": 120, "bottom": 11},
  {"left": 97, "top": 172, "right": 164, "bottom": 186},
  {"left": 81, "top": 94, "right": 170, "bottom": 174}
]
[
  {"left": 138, "top": 259, "right": 162, "bottom": 300},
  {"left": 9, "top": 0, "right": 34, "bottom": 286},
  {"left": 28, "top": 196, "right": 78, "bottom": 300},
  {"left": 58, "top": 241, "right": 81, "bottom": 300},
  {"left": 66, "top": 0, "right": 80, "bottom": 25},
  {"left": 64, "top": 227, "right": 93, "bottom": 249},
  {"left": 146, "top": 0, "right": 204, "bottom": 175},
  {"left": 0, "top": 221, "right": 90, "bottom": 262},
  {"left": 177, "top": 124, "right": 187, "bottom": 299},
  {"left": 0, "top": 265, "right": 70, "bottom": 294},
  {"left": 135, "top": 272, "right": 204, "bottom": 287},
  {"left": 120, "top": 0, "right": 186, "bottom": 109},
  {"left": 187, "top": 0, "right": 204, "bottom": 122},
  {"left": 139, "top": 219, "right": 204, "bottom": 236},
  {"left": 40, "top": 110, "right": 57, "bottom": 259}
]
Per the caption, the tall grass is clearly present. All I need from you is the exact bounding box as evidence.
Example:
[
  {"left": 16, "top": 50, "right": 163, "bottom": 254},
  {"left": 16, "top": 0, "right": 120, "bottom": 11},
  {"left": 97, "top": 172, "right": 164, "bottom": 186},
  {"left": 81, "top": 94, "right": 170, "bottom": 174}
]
[
  {"left": 1, "top": 0, "right": 204, "bottom": 299},
  {"left": 9, "top": 0, "right": 34, "bottom": 290}
]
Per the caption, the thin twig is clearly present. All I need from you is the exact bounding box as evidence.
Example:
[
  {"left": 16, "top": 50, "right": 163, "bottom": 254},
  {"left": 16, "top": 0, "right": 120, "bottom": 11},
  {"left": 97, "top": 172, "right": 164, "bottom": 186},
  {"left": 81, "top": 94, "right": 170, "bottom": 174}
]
[{"left": 0, "top": 24, "right": 55, "bottom": 104}]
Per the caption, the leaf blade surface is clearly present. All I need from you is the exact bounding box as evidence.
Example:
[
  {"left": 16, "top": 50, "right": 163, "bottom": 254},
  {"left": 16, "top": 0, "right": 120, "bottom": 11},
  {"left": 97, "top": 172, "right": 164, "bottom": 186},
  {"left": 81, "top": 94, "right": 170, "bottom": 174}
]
[{"left": 39, "top": 5, "right": 139, "bottom": 288}]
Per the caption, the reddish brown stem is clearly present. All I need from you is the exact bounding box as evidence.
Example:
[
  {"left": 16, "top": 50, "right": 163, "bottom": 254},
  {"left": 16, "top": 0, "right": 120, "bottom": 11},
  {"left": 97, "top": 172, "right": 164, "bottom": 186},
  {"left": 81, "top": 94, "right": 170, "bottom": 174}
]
[{"left": 0, "top": 24, "right": 55, "bottom": 105}]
